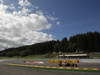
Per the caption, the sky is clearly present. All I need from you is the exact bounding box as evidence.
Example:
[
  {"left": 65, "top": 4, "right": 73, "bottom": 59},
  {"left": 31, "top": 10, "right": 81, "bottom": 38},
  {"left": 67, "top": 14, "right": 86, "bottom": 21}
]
[
  {"left": 0, "top": 0, "right": 99, "bottom": 50},
  {"left": 33, "top": 0, "right": 100, "bottom": 39}
]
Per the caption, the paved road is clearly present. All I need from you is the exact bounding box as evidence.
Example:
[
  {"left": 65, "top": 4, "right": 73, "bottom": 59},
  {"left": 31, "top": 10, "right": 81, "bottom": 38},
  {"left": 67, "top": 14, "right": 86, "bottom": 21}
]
[
  {"left": 0, "top": 63, "right": 100, "bottom": 75},
  {"left": 2, "top": 59, "right": 100, "bottom": 68}
]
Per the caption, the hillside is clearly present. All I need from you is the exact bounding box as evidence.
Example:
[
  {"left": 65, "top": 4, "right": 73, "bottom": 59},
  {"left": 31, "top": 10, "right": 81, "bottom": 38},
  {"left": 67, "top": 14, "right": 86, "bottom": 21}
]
[{"left": 0, "top": 32, "right": 100, "bottom": 57}]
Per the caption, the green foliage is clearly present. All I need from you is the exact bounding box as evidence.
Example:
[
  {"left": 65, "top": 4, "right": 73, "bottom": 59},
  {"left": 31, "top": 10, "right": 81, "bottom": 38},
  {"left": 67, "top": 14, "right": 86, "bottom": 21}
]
[
  {"left": 0, "top": 32, "right": 100, "bottom": 57},
  {"left": 69, "top": 32, "right": 100, "bottom": 52}
]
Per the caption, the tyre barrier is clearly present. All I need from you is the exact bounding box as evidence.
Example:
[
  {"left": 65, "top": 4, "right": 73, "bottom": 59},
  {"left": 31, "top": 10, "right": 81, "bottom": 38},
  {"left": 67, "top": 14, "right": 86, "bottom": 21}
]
[{"left": 6, "top": 63, "right": 100, "bottom": 72}]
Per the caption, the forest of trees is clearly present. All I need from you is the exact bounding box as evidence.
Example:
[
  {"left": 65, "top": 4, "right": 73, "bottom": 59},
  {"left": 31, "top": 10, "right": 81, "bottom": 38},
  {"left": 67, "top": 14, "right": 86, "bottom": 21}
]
[{"left": 0, "top": 32, "right": 100, "bottom": 57}]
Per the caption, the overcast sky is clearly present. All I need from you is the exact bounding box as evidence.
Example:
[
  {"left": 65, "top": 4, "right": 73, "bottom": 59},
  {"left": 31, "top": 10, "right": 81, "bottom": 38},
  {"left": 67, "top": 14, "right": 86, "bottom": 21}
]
[{"left": 0, "top": 0, "right": 99, "bottom": 50}]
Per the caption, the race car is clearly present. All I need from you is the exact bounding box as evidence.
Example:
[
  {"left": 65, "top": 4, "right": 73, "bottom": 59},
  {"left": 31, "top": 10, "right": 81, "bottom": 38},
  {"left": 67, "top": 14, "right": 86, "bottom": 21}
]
[{"left": 48, "top": 59, "right": 80, "bottom": 67}]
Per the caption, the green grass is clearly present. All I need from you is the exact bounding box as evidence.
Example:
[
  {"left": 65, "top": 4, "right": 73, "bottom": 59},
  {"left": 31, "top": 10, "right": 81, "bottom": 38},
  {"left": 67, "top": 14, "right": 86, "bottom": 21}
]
[
  {"left": 0, "top": 55, "right": 50, "bottom": 60},
  {"left": 0, "top": 52, "right": 100, "bottom": 59},
  {"left": 0, "top": 53, "right": 58, "bottom": 60},
  {"left": 89, "top": 52, "right": 100, "bottom": 58}
]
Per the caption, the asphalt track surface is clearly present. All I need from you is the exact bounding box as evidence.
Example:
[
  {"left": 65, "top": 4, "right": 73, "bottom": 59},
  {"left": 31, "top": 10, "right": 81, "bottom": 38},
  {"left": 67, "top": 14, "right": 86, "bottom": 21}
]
[
  {"left": 0, "top": 59, "right": 100, "bottom": 75},
  {"left": 0, "top": 63, "right": 100, "bottom": 75},
  {"left": 2, "top": 59, "right": 100, "bottom": 68}
]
